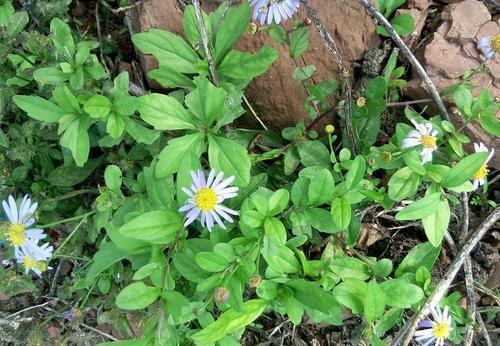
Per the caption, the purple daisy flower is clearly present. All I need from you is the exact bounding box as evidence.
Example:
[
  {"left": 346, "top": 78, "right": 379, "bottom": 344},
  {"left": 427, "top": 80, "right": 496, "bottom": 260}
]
[{"left": 250, "top": 0, "right": 300, "bottom": 25}]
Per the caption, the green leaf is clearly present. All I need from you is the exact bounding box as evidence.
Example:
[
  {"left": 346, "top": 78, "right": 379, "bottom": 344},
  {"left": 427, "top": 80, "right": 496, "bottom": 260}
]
[
  {"left": 214, "top": 2, "right": 250, "bottom": 64},
  {"left": 364, "top": 280, "right": 386, "bottom": 323},
  {"left": 286, "top": 279, "right": 341, "bottom": 315},
  {"left": 297, "top": 140, "right": 330, "bottom": 167},
  {"left": 305, "top": 208, "right": 340, "bottom": 233},
  {"left": 138, "top": 93, "right": 196, "bottom": 130},
  {"left": 132, "top": 29, "right": 197, "bottom": 73},
  {"left": 104, "top": 165, "right": 122, "bottom": 192},
  {"left": 330, "top": 257, "right": 371, "bottom": 281},
  {"left": 156, "top": 133, "right": 205, "bottom": 178},
  {"left": 331, "top": 197, "right": 351, "bottom": 230},
  {"left": 218, "top": 45, "right": 278, "bottom": 80},
  {"left": 479, "top": 113, "right": 500, "bottom": 136},
  {"left": 195, "top": 252, "right": 230, "bottom": 272},
  {"left": 0, "top": 1, "right": 14, "bottom": 26},
  {"left": 148, "top": 66, "right": 195, "bottom": 89},
  {"left": 119, "top": 211, "right": 183, "bottom": 244},
  {"left": 182, "top": 5, "right": 211, "bottom": 46},
  {"left": 289, "top": 27, "right": 310, "bottom": 59},
  {"left": 395, "top": 193, "right": 442, "bottom": 221},
  {"left": 33, "top": 67, "right": 68, "bottom": 84},
  {"left": 395, "top": 242, "right": 441, "bottom": 277},
  {"left": 345, "top": 155, "right": 366, "bottom": 190},
  {"left": 50, "top": 18, "right": 75, "bottom": 59},
  {"left": 388, "top": 167, "right": 421, "bottom": 201},
  {"left": 422, "top": 198, "right": 450, "bottom": 247},
  {"left": 191, "top": 299, "right": 267, "bottom": 343},
  {"left": 84, "top": 95, "right": 112, "bottom": 118},
  {"left": 333, "top": 279, "right": 367, "bottom": 314},
  {"left": 60, "top": 117, "right": 90, "bottom": 167},
  {"left": 442, "top": 152, "right": 489, "bottom": 188},
  {"left": 13, "top": 95, "right": 66, "bottom": 123},
  {"left": 107, "top": 113, "right": 125, "bottom": 138},
  {"left": 453, "top": 85, "right": 473, "bottom": 117},
  {"left": 208, "top": 134, "right": 251, "bottom": 186},
  {"left": 268, "top": 189, "right": 290, "bottom": 216},
  {"left": 308, "top": 169, "right": 334, "bottom": 205},
  {"left": 185, "top": 76, "right": 227, "bottom": 127},
  {"left": 390, "top": 14, "right": 415, "bottom": 36},
  {"left": 85, "top": 242, "right": 129, "bottom": 286},
  {"left": 264, "top": 217, "right": 287, "bottom": 246},
  {"left": 292, "top": 65, "right": 316, "bottom": 81},
  {"left": 403, "top": 150, "right": 426, "bottom": 176},
  {"left": 6, "top": 11, "right": 28, "bottom": 37},
  {"left": 379, "top": 279, "right": 423, "bottom": 308},
  {"left": 262, "top": 236, "right": 300, "bottom": 274},
  {"left": 123, "top": 118, "right": 160, "bottom": 145},
  {"left": 116, "top": 282, "right": 160, "bottom": 310},
  {"left": 47, "top": 158, "right": 101, "bottom": 187}
]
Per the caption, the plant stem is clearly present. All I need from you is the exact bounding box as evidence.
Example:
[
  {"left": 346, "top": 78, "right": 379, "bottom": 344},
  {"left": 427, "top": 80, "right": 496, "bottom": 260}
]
[{"left": 37, "top": 211, "right": 94, "bottom": 229}]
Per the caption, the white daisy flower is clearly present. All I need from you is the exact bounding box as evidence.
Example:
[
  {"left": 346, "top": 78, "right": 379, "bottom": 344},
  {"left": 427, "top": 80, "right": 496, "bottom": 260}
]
[
  {"left": 2, "top": 195, "right": 46, "bottom": 250},
  {"left": 402, "top": 119, "right": 438, "bottom": 164},
  {"left": 250, "top": 0, "right": 300, "bottom": 25},
  {"left": 471, "top": 142, "right": 495, "bottom": 191},
  {"left": 15, "top": 241, "right": 53, "bottom": 277},
  {"left": 179, "top": 169, "right": 239, "bottom": 232},
  {"left": 414, "top": 305, "right": 453, "bottom": 346}
]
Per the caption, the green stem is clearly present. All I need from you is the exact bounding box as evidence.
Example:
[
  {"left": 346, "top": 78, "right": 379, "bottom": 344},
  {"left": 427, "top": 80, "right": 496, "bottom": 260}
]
[
  {"left": 51, "top": 216, "right": 89, "bottom": 258},
  {"left": 37, "top": 211, "right": 94, "bottom": 229}
]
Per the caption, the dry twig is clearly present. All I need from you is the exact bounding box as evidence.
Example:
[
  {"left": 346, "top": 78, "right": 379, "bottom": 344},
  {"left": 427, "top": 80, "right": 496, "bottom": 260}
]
[
  {"left": 356, "top": 0, "right": 450, "bottom": 122},
  {"left": 100, "top": 0, "right": 145, "bottom": 14},
  {"left": 392, "top": 206, "right": 500, "bottom": 345},
  {"left": 299, "top": 0, "right": 358, "bottom": 154},
  {"left": 191, "top": 0, "right": 219, "bottom": 86}
]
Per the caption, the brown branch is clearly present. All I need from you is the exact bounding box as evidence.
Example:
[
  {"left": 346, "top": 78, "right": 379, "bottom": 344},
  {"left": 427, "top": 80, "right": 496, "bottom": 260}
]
[
  {"left": 356, "top": 0, "right": 451, "bottom": 122},
  {"left": 392, "top": 206, "right": 500, "bottom": 345},
  {"left": 191, "top": 0, "right": 219, "bottom": 86},
  {"left": 299, "top": 0, "right": 358, "bottom": 154}
]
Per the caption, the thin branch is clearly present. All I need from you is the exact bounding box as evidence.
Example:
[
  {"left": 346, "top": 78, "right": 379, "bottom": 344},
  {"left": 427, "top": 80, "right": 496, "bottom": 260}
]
[
  {"left": 460, "top": 193, "right": 476, "bottom": 346},
  {"left": 356, "top": 0, "right": 450, "bottom": 122},
  {"left": 95, "top": 2, "right": 111, "bottom": 77},
  {"left": 191, "top": 0, "right": 219, "bottom": 86},
  {"left": 81, "top": 323, "right": 118, "bottom": 341},
  {"left": 299, "top": 0, "right": 358, "bottom": 154},
  {"left": 100, "top": 0, "right": 145, "bottom": 14},
  {"left": 4, "top": 301, "right": 53, "bottom": 320},
  {"left": 392, "top": 206, "right": 500, "bottom": 345},
  {"left": 243, "top": 94, "right": 268, "bottom": 130}
]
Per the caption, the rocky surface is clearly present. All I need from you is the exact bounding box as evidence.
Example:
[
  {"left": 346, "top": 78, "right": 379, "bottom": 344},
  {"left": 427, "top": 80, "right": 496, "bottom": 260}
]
[
  {"left": 129, "top": 0, "right": 380, "bottom": 128},
  {"left": 404, "top": 0, "right": 500, "bottom": 168}
]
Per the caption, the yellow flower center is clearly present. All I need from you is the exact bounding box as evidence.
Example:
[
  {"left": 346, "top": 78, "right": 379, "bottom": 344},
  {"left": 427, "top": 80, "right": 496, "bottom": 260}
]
[
  {"left": 23, "top": 256, "right": 38, "bottom": 269},
  {"left": 433, "top": 322, "right": 450, "bottom": 339},
  {"left": 492, "top": 34, "right": 500, "bottom": 54},
  {"left": 473, "top": 165, "right": 489, "bottom": 180},
  {"left": 421, "top": 135, "right": 437, "bottom": 148},
  {"left": 195, "top": 188, "right": 217, "bottom": 212},
  {"left": 9, "top": 223, "right": 26, "bottom": 246}
]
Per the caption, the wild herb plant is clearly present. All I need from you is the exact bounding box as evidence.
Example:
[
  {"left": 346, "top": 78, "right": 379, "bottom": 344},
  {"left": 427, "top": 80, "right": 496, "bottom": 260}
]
[{"left": 0, "top": 1, "right": 498, "bottom": 345}]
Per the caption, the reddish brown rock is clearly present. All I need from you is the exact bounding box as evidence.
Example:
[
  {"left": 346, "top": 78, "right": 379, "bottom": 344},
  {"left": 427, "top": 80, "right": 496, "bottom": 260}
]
[
  {"left": 407, "top": 0, "right": 432, "bottom": 10},
  {"left": 405, "top": 0, "right": 500, "bottom": 168},
  {"left": 398, "top": 8, "right": 428, "bottom": 48},
  {"left": 444, "top": 0, "right": 491, "bottom": 41},
  {"left": 130, "top": 0, "right": 380, "bottom": 128}
]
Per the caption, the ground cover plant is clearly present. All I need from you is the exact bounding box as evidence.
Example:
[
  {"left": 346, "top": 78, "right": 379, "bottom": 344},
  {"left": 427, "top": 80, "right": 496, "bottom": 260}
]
[{"left": 0, "top": 0, "right": 499, "bottom": 345}]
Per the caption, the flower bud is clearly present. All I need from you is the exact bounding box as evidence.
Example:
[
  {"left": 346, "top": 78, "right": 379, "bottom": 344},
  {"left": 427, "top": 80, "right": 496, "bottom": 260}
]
[
  {"left": 249, "top": 274, "right": 262, "bottom": 288},
  {"left": 356, "top": 97, "right": 367, "bottom": 107},
  {"left": 380, "top": 152, "right": 392, "bottom": 163},
  {"left": 247, "top": 23, "right": 258, "bottom": 35},
  {"left": 325, "top": 124, "right": 335, "bottom": 134},
  {"left": 214, "top": 287, "right": 230, "bottom": 305}
]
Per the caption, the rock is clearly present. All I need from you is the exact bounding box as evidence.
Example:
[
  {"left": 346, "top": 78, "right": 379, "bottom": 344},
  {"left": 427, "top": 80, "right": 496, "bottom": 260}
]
[
  {"left": 398, "top": 8, "right": 428, "bottom": 48},
  {"left": 405, "top": 0, "right": 500, "bottom": 168},
  {"left": 444, "top": 0, "right": 491, "bottom": 41},
  {"left": 407, "top": 0, "right": 432, "bottom": 10},
  {"left": 129, "top": 0, "right": 380, "bottom": 128}
]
